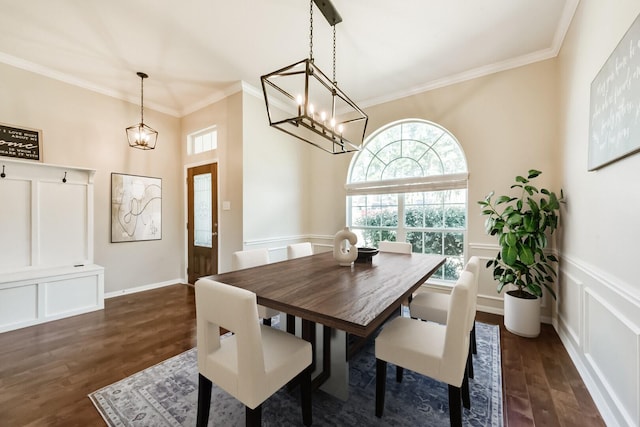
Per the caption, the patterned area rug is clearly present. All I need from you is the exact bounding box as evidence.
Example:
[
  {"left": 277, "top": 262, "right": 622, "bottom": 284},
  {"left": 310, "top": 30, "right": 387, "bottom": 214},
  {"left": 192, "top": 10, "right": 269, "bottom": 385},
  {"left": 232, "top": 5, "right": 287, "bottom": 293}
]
[{"left": 89, "top": 322, "right": 502, "bottom": 426}]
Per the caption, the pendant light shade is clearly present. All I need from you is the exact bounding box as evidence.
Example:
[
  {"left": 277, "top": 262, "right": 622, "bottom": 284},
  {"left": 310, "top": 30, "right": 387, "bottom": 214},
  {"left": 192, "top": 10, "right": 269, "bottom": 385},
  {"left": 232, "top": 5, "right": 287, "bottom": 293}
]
[
  {"left": 126, "top": 72, "right": 158, "bottom": 150},
  {"left": 261, "top": 0, "right": 367, "bottom": 154}
]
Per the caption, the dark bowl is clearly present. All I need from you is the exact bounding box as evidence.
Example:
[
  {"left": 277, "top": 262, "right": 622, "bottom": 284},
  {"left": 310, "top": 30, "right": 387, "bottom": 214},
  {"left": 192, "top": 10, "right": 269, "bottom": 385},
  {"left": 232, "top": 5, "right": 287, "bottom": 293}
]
[{"left": 356, "top": 247, "right": 379, "bottom": 263}]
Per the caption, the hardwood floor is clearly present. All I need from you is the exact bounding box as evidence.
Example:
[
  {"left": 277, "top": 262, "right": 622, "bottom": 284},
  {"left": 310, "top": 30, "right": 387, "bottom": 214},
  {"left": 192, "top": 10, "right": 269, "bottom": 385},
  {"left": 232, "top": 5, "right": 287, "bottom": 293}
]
[{"left": 0, "top": 284, "right": 605, "bottom": 426}]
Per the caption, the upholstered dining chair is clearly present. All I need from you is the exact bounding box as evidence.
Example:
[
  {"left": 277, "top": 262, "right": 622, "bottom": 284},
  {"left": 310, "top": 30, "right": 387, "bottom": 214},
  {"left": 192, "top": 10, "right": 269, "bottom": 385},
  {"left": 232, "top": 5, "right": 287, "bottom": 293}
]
[
  {"left": 287, "top": 242, "right": 313, "bottom": 259},
  {"left": 375, "top": 270, "right": 475, "bottom": 427},
  {"left": 232, "top": 249, "right": 280, "bottom": 326},
  {"left": 378, "top": 240, "right": 412, "bottom": 254},
  {"left": 195, "top": 279, "right": 312, "bottom": 427},
  {"left": 409, "top": 256, "right": 480, "bottom": 376},
  {"left": 378, "top": 240, "right": 413, "bottom": 311}
]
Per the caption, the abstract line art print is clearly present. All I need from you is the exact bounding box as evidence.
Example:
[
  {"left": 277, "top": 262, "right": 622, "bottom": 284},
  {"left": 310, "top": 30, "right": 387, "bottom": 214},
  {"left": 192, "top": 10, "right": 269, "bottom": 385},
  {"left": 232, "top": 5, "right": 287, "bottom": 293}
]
[{"left": 111, "top": 173, "right": 162, "bottom": 242}]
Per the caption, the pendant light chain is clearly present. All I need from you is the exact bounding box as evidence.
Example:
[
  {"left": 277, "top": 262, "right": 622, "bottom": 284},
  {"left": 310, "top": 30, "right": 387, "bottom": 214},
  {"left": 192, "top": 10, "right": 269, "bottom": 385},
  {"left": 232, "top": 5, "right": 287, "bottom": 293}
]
[
  {"left": 309, "top": 0, "right": 314, "bottom": 62},
  {"left": 140, "top": 74, "right": 144, "bottom": 125}
]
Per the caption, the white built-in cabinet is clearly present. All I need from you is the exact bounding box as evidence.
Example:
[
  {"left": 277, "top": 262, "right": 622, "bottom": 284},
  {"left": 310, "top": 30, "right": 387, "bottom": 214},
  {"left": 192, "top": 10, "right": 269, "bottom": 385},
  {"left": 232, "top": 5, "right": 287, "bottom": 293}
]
[{"left": 0, "top": 158, "right": 104, "bottom": 333}]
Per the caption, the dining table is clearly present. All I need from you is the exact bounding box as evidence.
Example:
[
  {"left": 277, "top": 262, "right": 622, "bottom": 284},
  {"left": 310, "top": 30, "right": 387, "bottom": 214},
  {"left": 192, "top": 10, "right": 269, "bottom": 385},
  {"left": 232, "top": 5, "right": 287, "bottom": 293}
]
[{"left": 203, "top": 250, "right": 445, "bottom": 399}]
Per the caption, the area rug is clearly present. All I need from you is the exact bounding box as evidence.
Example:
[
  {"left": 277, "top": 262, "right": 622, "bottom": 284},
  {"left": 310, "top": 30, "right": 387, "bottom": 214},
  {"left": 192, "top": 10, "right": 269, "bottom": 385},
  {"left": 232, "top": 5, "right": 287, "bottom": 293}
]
[{"left": 89, "top": 322, "right": 502, "bottom": 426}]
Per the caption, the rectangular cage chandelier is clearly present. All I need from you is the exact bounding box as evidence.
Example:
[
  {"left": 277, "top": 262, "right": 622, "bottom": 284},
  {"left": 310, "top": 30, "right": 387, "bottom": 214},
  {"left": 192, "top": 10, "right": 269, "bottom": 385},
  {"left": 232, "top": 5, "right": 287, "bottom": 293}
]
[{"left": 261, "top": 0, "right": 368, "bottom": 154}]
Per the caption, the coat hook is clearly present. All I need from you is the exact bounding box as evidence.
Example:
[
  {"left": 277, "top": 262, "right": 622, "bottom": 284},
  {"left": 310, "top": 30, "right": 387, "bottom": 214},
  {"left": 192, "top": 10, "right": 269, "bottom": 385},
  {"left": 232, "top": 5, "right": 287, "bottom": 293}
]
[
  {"left": 1, "top": 165, "right": 5, "bottom": 178},
  {"left": 62, "top": 171, "right": 67, "bottom": 183}
]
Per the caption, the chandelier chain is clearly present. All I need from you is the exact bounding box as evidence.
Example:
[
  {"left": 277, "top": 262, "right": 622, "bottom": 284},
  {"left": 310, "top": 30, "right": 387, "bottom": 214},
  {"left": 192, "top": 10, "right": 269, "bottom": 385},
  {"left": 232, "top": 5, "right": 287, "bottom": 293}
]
[
  {"left": 309, "top": 0, "right": 314, "bottom": 61},
  {"left": 332, "top": 25, "right": 337, "bottom": 84}
]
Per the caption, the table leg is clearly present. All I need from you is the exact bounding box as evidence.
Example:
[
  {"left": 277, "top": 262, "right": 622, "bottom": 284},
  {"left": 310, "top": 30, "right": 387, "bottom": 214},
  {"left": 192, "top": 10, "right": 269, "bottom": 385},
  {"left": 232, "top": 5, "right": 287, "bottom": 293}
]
[{"left": 319, "top": 328, "right": 349, "bottom": 401}]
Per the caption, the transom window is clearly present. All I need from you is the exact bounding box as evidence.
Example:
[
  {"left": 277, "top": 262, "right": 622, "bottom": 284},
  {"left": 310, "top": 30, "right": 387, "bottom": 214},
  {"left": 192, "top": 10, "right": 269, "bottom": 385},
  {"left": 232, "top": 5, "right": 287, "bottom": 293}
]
[
  {"left": 346, "top": 119, "right": 468, "bottom": 282},
  {"left": 188, "top": 126, "right": 217, "bottom": 155}
]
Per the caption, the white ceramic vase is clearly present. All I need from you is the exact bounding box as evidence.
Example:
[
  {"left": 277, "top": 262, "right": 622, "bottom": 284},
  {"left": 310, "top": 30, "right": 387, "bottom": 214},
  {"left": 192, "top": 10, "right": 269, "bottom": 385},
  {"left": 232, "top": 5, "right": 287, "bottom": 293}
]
[
  {"left": 333, "top": 227, "right": 358, "bottom": 266},
  {"left": 504, "top": 290, "right": 541, "bottom": 338}
]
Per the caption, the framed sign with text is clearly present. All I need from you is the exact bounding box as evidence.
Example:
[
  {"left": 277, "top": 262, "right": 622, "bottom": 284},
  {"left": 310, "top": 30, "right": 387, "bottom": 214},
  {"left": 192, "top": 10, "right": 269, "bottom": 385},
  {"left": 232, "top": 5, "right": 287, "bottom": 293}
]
[
  {"left": 0, "top": 123, "right": 42, "bottom": 162},
  {"left": 589, "top": 12, "right": 640, "bottom": 170}
]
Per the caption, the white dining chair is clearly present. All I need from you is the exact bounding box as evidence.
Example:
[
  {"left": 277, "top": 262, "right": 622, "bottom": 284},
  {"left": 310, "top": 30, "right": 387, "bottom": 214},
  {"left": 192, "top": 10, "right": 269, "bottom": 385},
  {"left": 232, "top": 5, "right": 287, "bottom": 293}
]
[
  {"left": 378, "top": 240, "right": 412, "bottom": 254},
  {"left": 379, "top": 240, "right": 413, "bottom": 311},
  {"left": 409, "top": 256, "right": 480, "bottom": 377},
  {"left": 195, "top": 278, "right": 312, "bottom": 427},
  {"left": 287, "top": 242, "right": 313, "bottom": 259},
  {"left": 232, "top": 249, "right": 281, "bottom": 326},
  {"left": 375, "top": 270, "right": 475, "bottom": 427}
]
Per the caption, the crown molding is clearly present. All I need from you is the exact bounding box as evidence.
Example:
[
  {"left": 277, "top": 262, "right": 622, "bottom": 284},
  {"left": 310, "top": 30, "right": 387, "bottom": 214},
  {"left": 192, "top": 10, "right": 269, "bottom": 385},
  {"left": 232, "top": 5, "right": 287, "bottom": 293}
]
[{"left": 0, "top": 51, "right": 181, "bottom": 117}]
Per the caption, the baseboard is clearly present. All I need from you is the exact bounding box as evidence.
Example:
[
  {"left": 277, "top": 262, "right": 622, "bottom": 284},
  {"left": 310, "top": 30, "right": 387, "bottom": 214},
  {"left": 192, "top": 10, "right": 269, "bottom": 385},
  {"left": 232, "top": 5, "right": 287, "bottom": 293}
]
[{"left": 104, "top": 278, "right": 184, "bottom": 299}]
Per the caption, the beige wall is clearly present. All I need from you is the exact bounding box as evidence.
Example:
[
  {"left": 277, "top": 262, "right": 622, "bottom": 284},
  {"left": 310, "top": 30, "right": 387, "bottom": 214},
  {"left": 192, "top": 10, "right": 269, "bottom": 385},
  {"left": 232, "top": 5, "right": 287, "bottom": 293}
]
[
  {"left": 556, "top": 1, "right": 640, "bottom": 425},
  {"left": 0, "top": 62, "right": 183, "bottom": 294}
]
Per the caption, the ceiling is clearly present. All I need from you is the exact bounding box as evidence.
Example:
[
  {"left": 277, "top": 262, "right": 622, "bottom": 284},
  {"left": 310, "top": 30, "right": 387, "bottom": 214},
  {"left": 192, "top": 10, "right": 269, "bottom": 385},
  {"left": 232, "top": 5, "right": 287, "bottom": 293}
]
[{"left": 0, "top": 0, "right": 578, "bottom": 118}]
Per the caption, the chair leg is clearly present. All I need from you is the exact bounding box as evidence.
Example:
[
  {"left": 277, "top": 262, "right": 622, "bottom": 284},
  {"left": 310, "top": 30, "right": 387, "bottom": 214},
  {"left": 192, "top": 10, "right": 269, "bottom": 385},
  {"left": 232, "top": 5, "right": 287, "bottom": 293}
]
[
  {"left": 300, "top": 366, "right": 312, "bottom": 426},
  {"left": 462, "top": 364, "right": 471, "bottom": 410},
  {"left": 262, "top": 317, "right": 272, "bottom": 326},
  {"left": 396, "top": 366, "right": 404, "bottom": 383},
  {"left": 471, "top": 321, "right": 477, "bottom": 354},
  {"left": 246, "top": 404, "right": 262, "bottom": 427},
  {"left": 448, "top": 384, "right": 462, "bottom": 427},
  {"left": 196, "top": 374, "right": 212, "bottom": 427},
  {"left": 375, "top": 358, "right": 387, "bottom": 418},
  {"left": 467, "top": 341, "right": 474, "bottom": 379},
  {"left": 286, "top": 314, "right": 296, "bottom": 334}
]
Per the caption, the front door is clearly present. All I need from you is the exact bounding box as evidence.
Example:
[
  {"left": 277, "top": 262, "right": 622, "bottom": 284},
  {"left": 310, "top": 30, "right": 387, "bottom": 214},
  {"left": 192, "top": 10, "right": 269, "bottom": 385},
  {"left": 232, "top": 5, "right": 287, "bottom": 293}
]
[{"left": 187, "top": 163, "right": 218, "bottom": 284}]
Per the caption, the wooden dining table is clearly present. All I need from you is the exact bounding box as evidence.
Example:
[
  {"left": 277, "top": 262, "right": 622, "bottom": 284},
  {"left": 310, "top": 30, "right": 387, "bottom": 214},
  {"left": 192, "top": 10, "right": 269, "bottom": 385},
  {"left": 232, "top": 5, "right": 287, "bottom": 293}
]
[{"left": 203, "top": 250, "right": 445, "bottom": 399}]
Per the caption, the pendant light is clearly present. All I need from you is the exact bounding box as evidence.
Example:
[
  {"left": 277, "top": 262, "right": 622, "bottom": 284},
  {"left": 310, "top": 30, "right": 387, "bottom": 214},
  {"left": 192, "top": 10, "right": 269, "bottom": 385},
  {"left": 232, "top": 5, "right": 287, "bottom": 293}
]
[
  {"left": 126, "top": 72, "right": 158, "bottom": 150},
  {"left": 261, "top": 0, "right": 368, "bottom": 154}
]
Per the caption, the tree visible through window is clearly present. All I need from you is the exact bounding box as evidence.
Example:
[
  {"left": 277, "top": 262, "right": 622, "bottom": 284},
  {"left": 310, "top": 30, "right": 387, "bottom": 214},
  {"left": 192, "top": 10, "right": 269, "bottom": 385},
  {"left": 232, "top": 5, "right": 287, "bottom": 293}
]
[{"left": 346, "top": 119, "right": 468, "bottom": 282}]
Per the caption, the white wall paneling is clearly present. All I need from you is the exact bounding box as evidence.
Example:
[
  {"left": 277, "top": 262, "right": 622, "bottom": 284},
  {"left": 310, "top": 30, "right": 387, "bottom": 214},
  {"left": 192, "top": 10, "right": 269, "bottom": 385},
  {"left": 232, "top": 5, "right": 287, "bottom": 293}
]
[
  {"left": 0, "top": 265, "right": 104, "bottom": 333},
  {"left": 0, "top": 159, "right": 103, "bottom": 333},
  {"left": 558, "top": 256, "right": 640, "bottom": 427}
]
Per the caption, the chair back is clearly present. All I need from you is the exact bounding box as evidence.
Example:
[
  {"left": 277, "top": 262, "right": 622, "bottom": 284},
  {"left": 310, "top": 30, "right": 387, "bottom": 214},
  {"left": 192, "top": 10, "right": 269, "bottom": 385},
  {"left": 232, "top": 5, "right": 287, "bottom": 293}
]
[
  {"left": 195, "top": 279, "right": 266, "bottom": 400},
  {"left": 232, "top": 248, "right": 269, "bottom": 270},
  {"left": 463, "top": 256, "right": 480, "bottom": 331},
  {"left": 287, "top": 242, "right": 313, "bottom": 259},
  {"left": 440, "top": 270, "right": 473, "bottom": 386},
  {"left": 378, "top": 241, "right": 412, "bottom": 254}
]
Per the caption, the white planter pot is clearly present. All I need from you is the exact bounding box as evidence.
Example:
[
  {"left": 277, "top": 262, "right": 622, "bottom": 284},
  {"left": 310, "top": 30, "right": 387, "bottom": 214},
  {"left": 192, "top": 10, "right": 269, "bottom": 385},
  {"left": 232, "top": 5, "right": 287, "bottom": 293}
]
[{"left": 504, "top": 290, "right": 541, "bottom": 338}]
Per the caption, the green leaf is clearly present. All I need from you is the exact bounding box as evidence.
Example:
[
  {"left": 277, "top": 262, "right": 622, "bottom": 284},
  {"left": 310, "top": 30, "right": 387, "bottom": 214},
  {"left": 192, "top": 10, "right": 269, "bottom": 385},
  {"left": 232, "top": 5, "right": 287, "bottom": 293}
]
[
  {"left": 515, "top": 175, "right": 528, "bottom": 183},
  {"left": 527, "top": 283, "right": 542, "bottom": 297},
  {"left": 528, "top": 169, "right": 542, "bottom": 179},
  {"left": 520, "top": 246, "right": 535, "bottom": 265},
  {"left": 502, "top": 245, "right": 518, "bottom": 266},
  {"left": 523, "top": 214, "right": 535, "bottom": 232},
  {"left": 506, "top": 212, "right": 522, "bottom": 226},
  {"left": 505, "top": 232, "right": 517, "bottom": 247},
  {"left": 524, "top": 185, "right": 538, "bottom": 195},
  {"left": 496, "top": 195, "right": 513, "bottom": 204}
]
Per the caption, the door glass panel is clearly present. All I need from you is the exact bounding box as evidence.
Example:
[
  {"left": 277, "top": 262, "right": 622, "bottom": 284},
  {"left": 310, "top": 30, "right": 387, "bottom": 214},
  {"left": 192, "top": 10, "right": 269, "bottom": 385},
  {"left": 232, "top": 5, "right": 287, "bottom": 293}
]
[{"left": 194, "top": 173, "right": 212, "bottom": 248}]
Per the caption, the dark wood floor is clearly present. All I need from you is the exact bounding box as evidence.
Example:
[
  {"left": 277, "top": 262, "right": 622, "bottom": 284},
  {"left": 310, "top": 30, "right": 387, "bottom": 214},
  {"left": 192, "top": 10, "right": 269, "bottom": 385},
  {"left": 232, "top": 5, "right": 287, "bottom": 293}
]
[{"left": 0, "top": 284, "right": 605, "bottom": 426}]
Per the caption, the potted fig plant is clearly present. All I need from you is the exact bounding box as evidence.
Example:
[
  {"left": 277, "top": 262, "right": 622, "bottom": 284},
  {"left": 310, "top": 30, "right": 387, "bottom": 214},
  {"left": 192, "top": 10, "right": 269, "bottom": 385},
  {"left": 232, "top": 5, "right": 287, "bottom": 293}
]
[{"left": 478, "top": 169, "right": 563, "bottom": 337}]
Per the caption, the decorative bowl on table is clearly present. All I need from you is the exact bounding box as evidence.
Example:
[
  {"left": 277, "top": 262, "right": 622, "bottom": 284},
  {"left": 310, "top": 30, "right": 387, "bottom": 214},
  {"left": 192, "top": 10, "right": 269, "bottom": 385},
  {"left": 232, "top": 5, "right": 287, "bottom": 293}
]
[{"left": 355, "top": 247, "right": 379, "bottom": 263}]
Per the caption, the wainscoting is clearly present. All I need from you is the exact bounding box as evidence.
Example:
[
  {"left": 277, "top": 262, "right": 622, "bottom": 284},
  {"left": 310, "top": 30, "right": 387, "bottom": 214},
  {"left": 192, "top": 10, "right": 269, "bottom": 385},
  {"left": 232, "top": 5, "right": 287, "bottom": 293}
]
[{"left": 556, "top": 256, "right": 639, "bottom": 427}]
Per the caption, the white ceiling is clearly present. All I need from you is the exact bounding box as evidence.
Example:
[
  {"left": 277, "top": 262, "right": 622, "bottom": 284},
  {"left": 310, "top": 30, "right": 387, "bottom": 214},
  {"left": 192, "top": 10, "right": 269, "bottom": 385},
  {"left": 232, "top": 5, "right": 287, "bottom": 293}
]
[{"left": 0, "top": 0, "right": 578, "bottom": 118}]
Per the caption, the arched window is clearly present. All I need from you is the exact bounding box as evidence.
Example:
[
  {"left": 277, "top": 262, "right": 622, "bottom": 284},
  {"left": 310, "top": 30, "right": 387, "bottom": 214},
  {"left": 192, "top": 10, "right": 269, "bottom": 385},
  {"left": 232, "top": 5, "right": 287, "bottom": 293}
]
[{"left": 346, "top": 119, "right": 468, "bottom": 282}]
